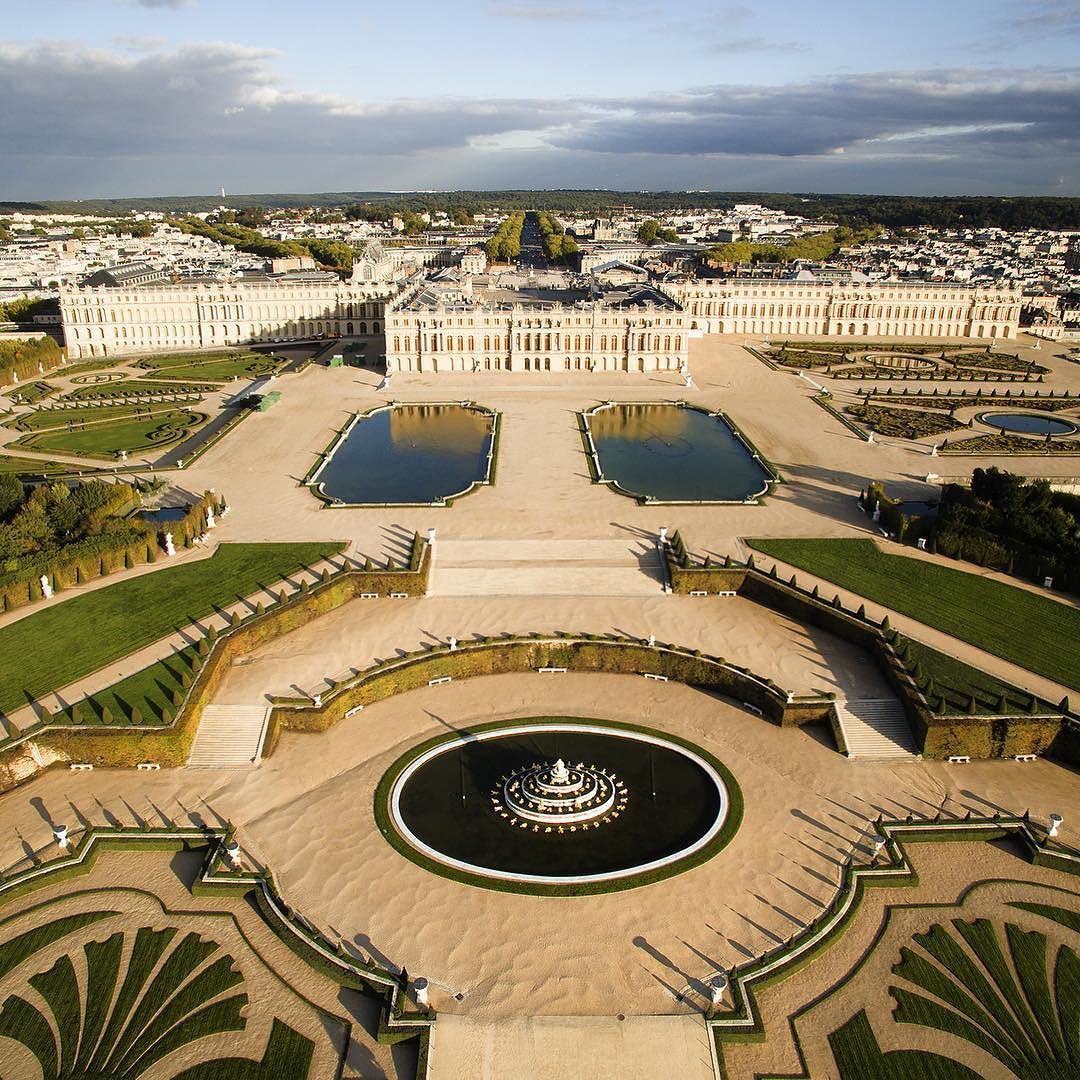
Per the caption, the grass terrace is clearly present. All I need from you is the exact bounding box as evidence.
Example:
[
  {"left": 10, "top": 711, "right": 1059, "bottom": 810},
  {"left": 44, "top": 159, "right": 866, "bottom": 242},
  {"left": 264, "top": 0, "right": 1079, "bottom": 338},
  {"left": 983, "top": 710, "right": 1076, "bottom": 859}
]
[
  {"left": 136, "top": 351, "right": 284, "bottom": 382},
  {"left": 747, "top": 538, "right": 1080, "bottom": 691},
  {"left": 11, "top": 408, "right": 206, "bottom": 458},
  {"left": 7, "top": 381, "right": 55, "bottom": 406},
  {"left": 60, "top": 380, "right": 215, "bottom": 402},
  {"left": 0, "top": 541, "right": 341, "bottom": 716}
]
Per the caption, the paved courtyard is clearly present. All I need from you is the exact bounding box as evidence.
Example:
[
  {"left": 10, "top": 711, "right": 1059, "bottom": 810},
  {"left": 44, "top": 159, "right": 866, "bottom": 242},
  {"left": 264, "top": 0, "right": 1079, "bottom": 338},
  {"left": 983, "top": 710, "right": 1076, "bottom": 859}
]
[{"left": 1, "top": 333, "right": 1078, "bottom": 1077}]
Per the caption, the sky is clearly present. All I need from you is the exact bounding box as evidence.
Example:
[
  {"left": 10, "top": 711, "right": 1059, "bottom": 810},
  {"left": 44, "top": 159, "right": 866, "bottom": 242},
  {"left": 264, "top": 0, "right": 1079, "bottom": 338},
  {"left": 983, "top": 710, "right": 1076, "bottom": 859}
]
[{"left": 1, "top": 0, "right": 1078, "bottom": 200}]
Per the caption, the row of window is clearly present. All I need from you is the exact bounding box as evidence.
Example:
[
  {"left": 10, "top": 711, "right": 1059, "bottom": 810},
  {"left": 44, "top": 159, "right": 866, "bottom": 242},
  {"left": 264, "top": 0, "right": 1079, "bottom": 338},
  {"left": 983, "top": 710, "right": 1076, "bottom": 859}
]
[{"left": 392, "top": 333, "right": 684, "bottom": 353}]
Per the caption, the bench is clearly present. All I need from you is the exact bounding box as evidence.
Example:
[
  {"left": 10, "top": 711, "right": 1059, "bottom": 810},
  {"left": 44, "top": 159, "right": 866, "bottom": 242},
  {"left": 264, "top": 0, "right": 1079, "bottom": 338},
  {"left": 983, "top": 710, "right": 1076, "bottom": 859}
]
[
  {"left": 345, "top": 704, "right": 364, "bottom": 718},
  {"left": 389, "top": 592, "right": 408, "bottom": 599},
  {"left": 742, "top": 703, "right": 763, "bottom": 717},
  {"left": 1014, "top": 753, "right": 1038, "bottom": 763},
  {"left": 537, "top": 667, "right": 567, "bottom": 674},
  {"left": 136, "top": 762, "right": 160, "bottom": 771},
  {"left": 641, "top": 673, "right": 668, "bottom": 682},
  {"left": 428, "top": 676, "right": 452, "bottom": 686},
  {"left": 69, "top": 763, "right": 93, "bottom": 771},
  {"left": 359, "top": 592, "right": 379, "bottom": 599},
  {"left": 947, "top": 755, "right": 971, "bottom": 764},
  {"left": 688, "top": 590, "right": 708, "bottom": 597}
]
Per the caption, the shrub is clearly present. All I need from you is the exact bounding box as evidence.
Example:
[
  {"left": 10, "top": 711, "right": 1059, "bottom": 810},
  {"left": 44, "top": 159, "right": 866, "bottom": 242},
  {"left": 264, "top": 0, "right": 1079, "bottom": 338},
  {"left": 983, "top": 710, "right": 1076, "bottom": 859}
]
[{"left": 230, "top": 610, "right": 241, "bottom": 628}]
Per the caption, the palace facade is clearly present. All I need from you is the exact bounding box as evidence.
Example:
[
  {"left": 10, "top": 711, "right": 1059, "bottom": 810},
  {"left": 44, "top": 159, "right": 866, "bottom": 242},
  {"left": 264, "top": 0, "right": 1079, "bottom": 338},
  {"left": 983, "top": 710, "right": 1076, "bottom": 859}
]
[
  {"left": 670, "top": 277, "right": 1021, "bottom": 339},
  {"left": 59, "top": 251, "right": 1022, "bottom": 364},
  {"left": 383, "top": 274, "right": 689, "bottom": 373}
]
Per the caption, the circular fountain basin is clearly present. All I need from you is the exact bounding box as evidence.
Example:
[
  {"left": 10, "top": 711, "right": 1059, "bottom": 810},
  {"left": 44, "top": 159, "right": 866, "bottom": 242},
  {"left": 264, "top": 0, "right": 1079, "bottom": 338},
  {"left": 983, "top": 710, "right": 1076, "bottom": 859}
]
[{"left": 380, "top": 719, "right": 741, "bottom": 892}]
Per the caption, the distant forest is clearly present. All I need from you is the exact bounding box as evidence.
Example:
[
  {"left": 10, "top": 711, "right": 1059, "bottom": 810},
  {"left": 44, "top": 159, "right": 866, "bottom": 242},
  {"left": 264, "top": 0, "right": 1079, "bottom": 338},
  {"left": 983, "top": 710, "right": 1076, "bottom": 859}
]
[{"left": 3, "top": 191, "right": 1080, "bottom": 231}]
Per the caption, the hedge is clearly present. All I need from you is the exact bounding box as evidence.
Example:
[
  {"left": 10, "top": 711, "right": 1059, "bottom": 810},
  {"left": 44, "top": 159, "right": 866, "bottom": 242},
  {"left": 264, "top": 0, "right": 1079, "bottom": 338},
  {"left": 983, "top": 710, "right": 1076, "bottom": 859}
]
[
  {"left": 661, "top": 539, "right": 1069, "bottom": 759},
  {"left": 268, "top": 634, "right": 832, "bottom": 737},
  {"left": 0, "top": 535, "right": 431, "bottom": 782}
]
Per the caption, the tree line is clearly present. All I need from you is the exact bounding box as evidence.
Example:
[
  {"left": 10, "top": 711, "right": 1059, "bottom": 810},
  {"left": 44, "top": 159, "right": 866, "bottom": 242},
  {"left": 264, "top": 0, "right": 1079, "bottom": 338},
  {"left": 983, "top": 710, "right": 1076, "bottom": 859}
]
[
  {"left": 9, "top": 192, "right": 1080, "bottom": 231},
  {"left": 535, "top": 212, "right": 579, "bottom": 262},
  {"left": 705, "top": 225, "right": 881, "bottom": 265},
  {"left": 484, "top": 212, "right": 525, "bottom": 263}
]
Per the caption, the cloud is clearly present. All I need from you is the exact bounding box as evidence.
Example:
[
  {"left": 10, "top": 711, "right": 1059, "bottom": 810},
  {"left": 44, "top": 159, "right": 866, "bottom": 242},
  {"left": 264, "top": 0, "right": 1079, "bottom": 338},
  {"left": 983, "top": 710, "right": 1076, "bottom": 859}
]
[
  {"left": 490, "top": 4, "right": 596, "bottom": 18},
  {"left": 709, "top": 35, "right": 810, "bottom": 53},
  {"left": 0, "top": 40, "right": 1076, "bottom": 197},
  {"left": 130, "top": 0, "right": 194, "bottom": 8},
  {"left": 1008, "top": 0, "right": 1080, "bottom": 36}
]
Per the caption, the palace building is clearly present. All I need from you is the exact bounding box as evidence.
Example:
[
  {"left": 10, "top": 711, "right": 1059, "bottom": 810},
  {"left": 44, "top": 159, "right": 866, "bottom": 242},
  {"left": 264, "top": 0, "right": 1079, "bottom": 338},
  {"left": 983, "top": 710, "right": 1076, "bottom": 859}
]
[
  {"left": 58, "top": 246, "right": 1022, "bottom": 363},
  {"left": 383, "top": 271, "right": 689, "bottom": 373}
]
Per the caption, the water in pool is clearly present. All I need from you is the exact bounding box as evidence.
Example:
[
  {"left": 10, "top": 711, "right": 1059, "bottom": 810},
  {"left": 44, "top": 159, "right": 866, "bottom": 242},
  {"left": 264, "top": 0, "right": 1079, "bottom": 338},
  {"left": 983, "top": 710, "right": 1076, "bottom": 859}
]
[
  {"left": 315, "top": 404, "right": 494, "bottom": 504},
  {"left": 981, "top": 413, "right": 1077, "bottom": 436},
  {"left": 587, "top": 403, "right": 773, "bottom": 502}
]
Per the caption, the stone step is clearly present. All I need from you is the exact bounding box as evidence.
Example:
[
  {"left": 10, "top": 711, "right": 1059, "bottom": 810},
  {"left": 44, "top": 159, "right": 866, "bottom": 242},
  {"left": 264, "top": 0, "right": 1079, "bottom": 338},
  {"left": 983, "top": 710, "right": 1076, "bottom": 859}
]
[
  {"left": 435, "top": 539, "right": 661, "bottom": 566},
  {"left": 835, "top": 697, "right": 918, "bottom": 760},
  {"left": 430, "top": 565, "right": 665, "bottom": 597},
  {"left": 187, "top": 704, "right": 270, "bottom": 768}
]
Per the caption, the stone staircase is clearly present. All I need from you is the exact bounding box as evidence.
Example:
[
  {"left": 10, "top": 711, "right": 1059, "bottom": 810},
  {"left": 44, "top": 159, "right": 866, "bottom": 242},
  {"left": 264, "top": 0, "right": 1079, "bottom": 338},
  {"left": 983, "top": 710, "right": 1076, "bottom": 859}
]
[
  {"left": 429, "top": 539, "right": 665, "bottom": 597},
  {"left": 187, "top": 704, "right": 270, "bottom": 768},
  {"left": 834, "top": 697, "right": 918, "bottom": 760}
]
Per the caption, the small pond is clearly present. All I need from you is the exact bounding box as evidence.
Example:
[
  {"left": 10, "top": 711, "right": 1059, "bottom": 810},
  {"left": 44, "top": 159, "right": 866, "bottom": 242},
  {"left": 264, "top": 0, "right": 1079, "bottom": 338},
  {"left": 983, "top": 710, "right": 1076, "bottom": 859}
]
[
  {"left": 979, "top": 413, "right": 1077, "bottom": 437},
  {"left": 134, "top": 506, "right": 190, "bottom": 523},
  {"left": 584, "top": 403, "right": 774, "bottom": 502},
  {"left": 312, "top": 403, "right": 495, "bottom": 505}
]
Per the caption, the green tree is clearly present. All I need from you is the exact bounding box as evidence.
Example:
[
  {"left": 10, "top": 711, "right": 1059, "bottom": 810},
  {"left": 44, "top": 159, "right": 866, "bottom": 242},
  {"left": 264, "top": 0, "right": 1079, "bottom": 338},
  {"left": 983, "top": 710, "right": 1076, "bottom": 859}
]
[{"left": 637, "top": 219, "right": 661, "bottom": 244}]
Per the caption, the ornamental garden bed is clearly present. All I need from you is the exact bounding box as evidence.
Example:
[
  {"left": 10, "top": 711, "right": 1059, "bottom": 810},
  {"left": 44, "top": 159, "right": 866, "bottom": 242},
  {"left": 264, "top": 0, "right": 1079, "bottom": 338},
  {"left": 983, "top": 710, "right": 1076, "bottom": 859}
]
[{"left": 844, "top": 404, "right": 963, "bottom": 438}]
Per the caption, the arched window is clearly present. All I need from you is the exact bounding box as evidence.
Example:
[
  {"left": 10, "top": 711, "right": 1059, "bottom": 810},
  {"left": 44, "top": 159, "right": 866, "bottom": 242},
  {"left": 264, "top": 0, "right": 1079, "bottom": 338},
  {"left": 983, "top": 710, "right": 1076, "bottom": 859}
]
[
  {"left": 393, "top": 336, "right": 400, "bottom": 350},
  {"left": 484, "top": 335, "right": 490, "bottom": 350},
  {"left": 574, "top": 334, "right": 581, "bottom": 350},
  {"left": 467, "top": 336, "right": 474, "bottom": 351},
  {"left": 584, "top": 335, "right": 591, "bottom": 350},
  {"left": 359, "top": 321, "right": 367, "bottom": 335},
  {"left": 600, "top": 335, "right": 607, "bottom": 350},
  {"left": 457, "top": 335, "right": 464, "bottom": 350},
  {"left": 404, "top": 336, "right": 411, "bottom": 351},
  {"left": 674, "top": 336, "right": 681, "bottom": 350},
  {"left": 493, "top": 335, "right": 501, "bottom": 350}
]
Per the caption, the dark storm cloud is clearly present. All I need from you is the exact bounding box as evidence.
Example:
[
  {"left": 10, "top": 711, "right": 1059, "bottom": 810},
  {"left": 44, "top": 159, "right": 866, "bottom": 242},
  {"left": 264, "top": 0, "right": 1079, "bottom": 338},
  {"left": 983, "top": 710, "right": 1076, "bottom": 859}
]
[
  {"left": 0, "top": 40, "right": 1076, "bottom": 197},
  {"left": 553, "top": 71, "right": 1080, "bottom": 157}
]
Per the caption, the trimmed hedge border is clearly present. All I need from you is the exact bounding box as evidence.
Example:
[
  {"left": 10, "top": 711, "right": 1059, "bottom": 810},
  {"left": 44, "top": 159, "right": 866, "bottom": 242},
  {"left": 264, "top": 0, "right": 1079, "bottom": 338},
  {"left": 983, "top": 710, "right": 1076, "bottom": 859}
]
[
  {"left": 372, "top": 715, "right": 745, "bottom": 896},
  {"left": 659, "top": 541, "right": 1069, "bottom": 759},
  {"left": 0, "top": 534, "right": 429, "bottom": 781},
  {"left": 0, "top": 824, "right": 434, "bottom": 1071},
  {"left": 811, "top": 393, "right": 872, "bottom": 442},
  {"left": 708, "top": 814, "right": 1080, "bottom": 1071},
  {"left": 267, "top": 634, "right": 835, "bottom": 736}
]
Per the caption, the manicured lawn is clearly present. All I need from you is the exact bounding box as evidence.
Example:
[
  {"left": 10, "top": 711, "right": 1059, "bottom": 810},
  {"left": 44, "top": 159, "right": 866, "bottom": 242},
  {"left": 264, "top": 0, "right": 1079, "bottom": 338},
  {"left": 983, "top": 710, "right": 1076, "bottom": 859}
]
[
  {"left": 13, "top": 409, "right": 205, "bottom": 457},
  {"left": 0, "top": 454, "right": 68, "bottom": 474},
  {"left": 55, "top": 645, "right": 199, "bottom": 724},
  {"left": 8, "top": 381, "right": 56, "bottom": 405},
  {"left": 748, "top": 538, "right": 1080, "bottom": 691},
  {"left": 0, "top": 542, "right": 341, "bottom": 714},
  {"left": 15, "top": 404, "right": 182, "bottom": 431},
  {"left": 62, "top": 379, "right": 214, "bottom": 401},
  {"left": 137, "top": 351, "right": 282, "bottom": 382}
]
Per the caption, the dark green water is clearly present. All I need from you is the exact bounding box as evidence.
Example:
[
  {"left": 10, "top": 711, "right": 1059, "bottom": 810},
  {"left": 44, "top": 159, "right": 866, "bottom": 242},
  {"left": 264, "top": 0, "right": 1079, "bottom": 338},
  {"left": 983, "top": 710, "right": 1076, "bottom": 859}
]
[
  {"left": 316, "top": 404, "right": 493, "bottom": 504},
  {"left": 588, "top": 404, "right": 772, "bottom": 502},
  {"left": 397, "top": 729, "right": 723, "bottom": 878},
  {"left": 981, "top": 412, "right": 1076, "bottom": 436}
]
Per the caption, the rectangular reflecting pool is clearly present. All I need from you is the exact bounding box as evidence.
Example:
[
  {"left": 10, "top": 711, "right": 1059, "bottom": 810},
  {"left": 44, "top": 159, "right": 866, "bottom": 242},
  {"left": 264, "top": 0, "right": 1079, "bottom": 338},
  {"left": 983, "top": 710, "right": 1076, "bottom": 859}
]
[
  {"left": 311, "top": 403, "right": 497, "bottom": 505},
  {"left": 583, "top": 402, "right": 777, "bottom": 503}
]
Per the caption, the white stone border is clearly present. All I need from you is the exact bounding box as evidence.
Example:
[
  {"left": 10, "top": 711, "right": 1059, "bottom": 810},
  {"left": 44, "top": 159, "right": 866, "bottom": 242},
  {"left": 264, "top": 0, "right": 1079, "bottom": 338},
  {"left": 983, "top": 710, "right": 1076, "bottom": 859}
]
[
  {"left": 388, "top": 722, "right": 731, "bottom": 885},
  {"left": 309, "top": 401, "right": 499, "bottom": 507},
  {"left": 580, "top": 400, "right": 777, "bottom": 505}
]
